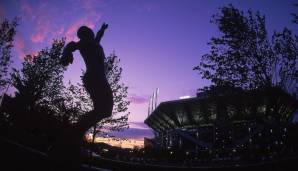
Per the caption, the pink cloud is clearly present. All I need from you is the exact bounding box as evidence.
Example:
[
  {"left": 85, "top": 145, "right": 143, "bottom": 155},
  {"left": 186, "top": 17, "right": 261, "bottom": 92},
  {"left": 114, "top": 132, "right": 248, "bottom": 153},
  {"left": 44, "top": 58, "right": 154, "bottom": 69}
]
[
  {"left": 14, "top": 34, "right": 36, "bottom": 58},
  {"left": 30, "top": 32, "right": 45, "bottom": 43},
  {"left": 128, "top": 94, "right": 148, "bottom": 104},
  {"left": 30, "top": 13, "right": 52, "bottom": 43},
  {"left": 64, "top": 0, "right": 103, "bottom": 41},
  {"left": 19, "top": 0, "right": 33, "bottom": 19},
  {"left": 65, "top": 16, "right": 102, "bottom": 41},
  {"left": 54, "top": 27, "right": 65, "bottom": 36},
  {"left": 17, "top": 0, "right": 103, "bottom": 44},
  {"left": 79, "top": 0, "right": 104, "bottom": 13},
  {"left": 0, "top": 3, "right": 6, "bottom": 20},
  {"left": 18, "top": 1, "right": 51, "bottom": 43},
  {"left": 14, "top": 35, "right": 25, "bottom": 58}
]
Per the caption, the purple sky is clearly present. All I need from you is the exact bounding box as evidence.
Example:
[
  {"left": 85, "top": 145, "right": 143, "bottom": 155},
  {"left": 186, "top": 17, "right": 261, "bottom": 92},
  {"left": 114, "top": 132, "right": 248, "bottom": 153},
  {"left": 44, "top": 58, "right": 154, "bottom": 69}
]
[{"left": 1, "top": 0, "right": 297, "bottom": 139}]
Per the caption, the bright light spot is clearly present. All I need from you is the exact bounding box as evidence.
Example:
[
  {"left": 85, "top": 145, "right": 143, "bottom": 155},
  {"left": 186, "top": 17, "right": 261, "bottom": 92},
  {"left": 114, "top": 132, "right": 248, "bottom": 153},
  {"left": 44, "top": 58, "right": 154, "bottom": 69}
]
[
  {"left": 94, "top": 137, "right": 144, "bottom": 149},
  {"left": 179, "top": 95, "right": 191, "bottom": 99}
]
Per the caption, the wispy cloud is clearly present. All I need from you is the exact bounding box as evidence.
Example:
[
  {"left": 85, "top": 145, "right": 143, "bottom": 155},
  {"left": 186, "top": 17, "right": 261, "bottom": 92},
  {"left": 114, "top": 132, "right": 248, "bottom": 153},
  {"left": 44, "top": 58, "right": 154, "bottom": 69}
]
[
  {"left": 0, "top": 3, "right": 6, "bottom": 20},
  {"left": 18, "top": 0, "right": 103, "bottom": 44},
  {"left": 14, "top": 35, "right": 25, "bottom": 57},
  {"left": 19, "top": 0, "right": 33, "bottom": 18},
  {"left": 128, "top": 94, "right": 148, "bottom": 104},
  {"left": 65, "top": 15, "right": 102, "bottom": 42},
  {"left": 14, "top": 34, "right": 35, "bottom": 58},
  {"left": 129, "top": 122, "right": 150, "bottom": 129},
  {"left": 2, "top": 0, "right": 105, "bottom": 59},
  {"left": 31, "top": 32, "right": 46, "bottom": 43},
  {"left": 109, "top": 127, "right": 154, "bottom": 140}
]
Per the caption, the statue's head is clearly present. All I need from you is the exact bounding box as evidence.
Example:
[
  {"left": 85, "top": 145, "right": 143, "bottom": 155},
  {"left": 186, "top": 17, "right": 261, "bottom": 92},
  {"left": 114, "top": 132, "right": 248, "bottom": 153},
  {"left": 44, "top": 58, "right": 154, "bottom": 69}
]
[{"left": 77, "top": 26, "right": 94, "bottom": 41}]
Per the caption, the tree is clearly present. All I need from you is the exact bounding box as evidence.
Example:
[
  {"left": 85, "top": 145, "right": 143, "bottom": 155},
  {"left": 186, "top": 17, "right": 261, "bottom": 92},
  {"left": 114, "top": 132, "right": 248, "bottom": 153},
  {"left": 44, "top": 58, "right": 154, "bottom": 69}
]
[
  {"left": 59, "top": 81, "right": 92, "bottom": 125},
  {"left": 0, "top": 18, "right": 18, "bottom": 94},
  {"left": 12, "top": 39, "right": 65, "bottom": 110},
  {"left": 40, "top": 52, "right": 130, "bottom": 143},
  {"left": 194, "top": 5, "right": 297, "bottom": 122},
  {"left": 194, "top": 4, "right": 297, "bottom": 94},
  {"left": 10, "top": 39, "right": 67, "bottom": 130},
  {"left": 89, "top": 53, "right": 130, "bottom": 143},
  {"left": 6, "top": 38, "right": 129, "bottom": 147},
  {"left": 291, "top": 3, "right": 298, "bottom": 24}
]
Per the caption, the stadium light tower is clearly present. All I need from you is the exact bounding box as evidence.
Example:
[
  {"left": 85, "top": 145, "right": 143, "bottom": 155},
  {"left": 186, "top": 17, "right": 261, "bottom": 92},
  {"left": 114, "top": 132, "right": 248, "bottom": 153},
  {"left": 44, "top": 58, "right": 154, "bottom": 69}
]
[
  {"left": 148, "top": 88, "right": 159, "bottom": 116},
  {"left": 151, "top": 92, "right": 154, "bottom": 113},
  {"left": 148, "top": 95, "right": 152, "bottom": 116},
  {"left": 155, "top": 88, "right": 159, "bottom": 109}
]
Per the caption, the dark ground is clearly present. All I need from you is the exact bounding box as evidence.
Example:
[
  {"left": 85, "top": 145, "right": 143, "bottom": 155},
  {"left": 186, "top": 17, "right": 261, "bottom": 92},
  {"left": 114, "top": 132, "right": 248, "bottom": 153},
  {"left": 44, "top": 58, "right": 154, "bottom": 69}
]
[{"left": 1, "top": 137, "right": 298, "bottom": 171}]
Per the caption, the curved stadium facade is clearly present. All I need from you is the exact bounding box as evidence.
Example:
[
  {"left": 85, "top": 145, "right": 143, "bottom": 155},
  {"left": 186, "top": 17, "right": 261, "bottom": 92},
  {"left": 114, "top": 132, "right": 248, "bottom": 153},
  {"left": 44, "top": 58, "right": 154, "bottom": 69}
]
[{"left": 144, "top": 89, "right": 296, "bottom": 162}]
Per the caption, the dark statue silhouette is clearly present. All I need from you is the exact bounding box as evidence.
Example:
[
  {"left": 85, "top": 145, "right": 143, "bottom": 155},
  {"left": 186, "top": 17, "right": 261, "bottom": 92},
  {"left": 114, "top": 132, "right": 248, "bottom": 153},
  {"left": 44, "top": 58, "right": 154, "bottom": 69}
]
[
  {"left": 61, "top": 23, "right": 113, "bottom": 138},
  {"left": 48, "top": 23, "right": 113, "bottom": 169}
]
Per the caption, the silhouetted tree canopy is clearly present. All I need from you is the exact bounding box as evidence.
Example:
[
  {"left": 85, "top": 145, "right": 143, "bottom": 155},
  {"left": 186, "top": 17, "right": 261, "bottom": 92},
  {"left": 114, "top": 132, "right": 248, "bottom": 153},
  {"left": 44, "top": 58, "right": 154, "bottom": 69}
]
[
  {"left": 9, "top": 38, "right": 129, "bottom": 132},
  {"left": 11, "top": 39, "right": 66, "bottom": 115},
  {"left": 1, "top": 37, "right": 130, "bottom": 149},
  {"left": 0, "top": 18, "right": 18, "bottom": 93},
  {"left": 194, "top": 5, "right": 298, "bottom": 123},
  {"left": 291, "top": 3, "right": 298, "bottom": 24},
  {"left": 2, "top": 39, "right": 68, "bottom": 139},
  {"left": 194, "top": 5, "right": 297, "bottom": 95}
]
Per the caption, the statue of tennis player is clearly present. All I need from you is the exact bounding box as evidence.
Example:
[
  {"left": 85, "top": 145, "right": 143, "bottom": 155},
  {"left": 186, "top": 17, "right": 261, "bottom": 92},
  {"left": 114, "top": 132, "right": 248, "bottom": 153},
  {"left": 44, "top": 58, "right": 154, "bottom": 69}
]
[
  {"left": 48, "top": 23, "right": 113, "bottom": 169},
  {"left": 61, "top": 23, "right": 113, "bottom": 137}
]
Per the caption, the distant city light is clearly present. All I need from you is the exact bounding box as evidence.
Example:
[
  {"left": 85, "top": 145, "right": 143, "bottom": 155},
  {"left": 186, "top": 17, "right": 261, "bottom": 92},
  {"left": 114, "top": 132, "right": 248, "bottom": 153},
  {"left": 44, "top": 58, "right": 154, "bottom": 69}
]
[
  {"left": 94, "top": 137, "right": 144, "bottom": 149},
  {"left": 179, "top": 95, "right": 191, "bottom": 99}
]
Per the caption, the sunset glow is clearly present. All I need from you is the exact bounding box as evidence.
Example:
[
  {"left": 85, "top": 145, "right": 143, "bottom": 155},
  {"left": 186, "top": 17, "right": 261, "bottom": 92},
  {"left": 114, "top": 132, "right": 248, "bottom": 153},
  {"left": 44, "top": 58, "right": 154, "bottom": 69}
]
[
  {"left": 96, "top": 137, "right": 143, "bottom": 149},
  {"left": 86, "top": 135, "right": 144, "bottom": 149}
]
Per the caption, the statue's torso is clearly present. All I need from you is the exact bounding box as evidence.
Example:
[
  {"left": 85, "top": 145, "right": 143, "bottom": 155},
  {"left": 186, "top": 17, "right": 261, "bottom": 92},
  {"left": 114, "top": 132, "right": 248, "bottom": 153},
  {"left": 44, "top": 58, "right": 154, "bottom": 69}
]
[{"left": 77, "top": 40, "right": 107, "bottom": 81}]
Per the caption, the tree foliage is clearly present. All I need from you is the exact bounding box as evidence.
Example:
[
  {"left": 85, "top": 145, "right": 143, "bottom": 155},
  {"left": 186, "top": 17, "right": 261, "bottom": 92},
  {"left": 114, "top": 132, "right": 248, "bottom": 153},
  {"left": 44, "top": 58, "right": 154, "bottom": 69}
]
[
  {"left": 0, "top": 18, "right": 18, "bottom": 93},
  {"left": 291, "top": 3, "right": 298, "bottom": 24},
  {"left": 194, "top": 5, "right": 298, "bottom": 123},
  {"left": 2, "top": 38, "right": 130, "bottom": 148},
  {"left": 194, "top": 5, "right": 297, "bottom": 95},
  {"left": 12, "top": 39, "right": 66, "bottom": 113}
]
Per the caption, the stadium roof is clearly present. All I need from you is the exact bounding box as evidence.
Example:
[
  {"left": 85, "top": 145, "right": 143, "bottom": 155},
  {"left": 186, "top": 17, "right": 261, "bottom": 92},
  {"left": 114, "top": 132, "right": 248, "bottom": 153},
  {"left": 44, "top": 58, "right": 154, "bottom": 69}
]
[
  {"left": 144, "top": 96, "right": 216, "bottom": 133},
  {"left": 144, "top": 87, "right": 298, "bottom": 133}
]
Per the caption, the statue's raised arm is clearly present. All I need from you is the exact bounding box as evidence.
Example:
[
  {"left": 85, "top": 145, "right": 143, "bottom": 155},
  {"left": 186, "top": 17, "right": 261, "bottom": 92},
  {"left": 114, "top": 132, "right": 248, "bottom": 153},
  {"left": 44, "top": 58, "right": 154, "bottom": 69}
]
[{"left": 95, "top": 22, "right": 108, "bottom": 43}]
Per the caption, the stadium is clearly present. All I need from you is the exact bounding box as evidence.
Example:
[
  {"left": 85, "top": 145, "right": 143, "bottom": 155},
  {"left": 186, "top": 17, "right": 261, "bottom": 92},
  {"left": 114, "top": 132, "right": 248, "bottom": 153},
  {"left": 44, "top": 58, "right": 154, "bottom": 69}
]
[{"left": 144, "top": 87, "right": 298, "bottom": 165}]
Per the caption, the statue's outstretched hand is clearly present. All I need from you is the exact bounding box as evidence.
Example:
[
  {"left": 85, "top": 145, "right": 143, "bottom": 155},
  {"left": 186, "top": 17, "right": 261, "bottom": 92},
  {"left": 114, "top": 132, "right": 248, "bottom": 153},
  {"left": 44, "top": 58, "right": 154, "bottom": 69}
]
[
  {"left": 61, "top": 52, "right": 73, "bottom": 66},
  {"left": 101, "top": 22, "right": 108, "bottom": 30},
  {"left": 61, "top": 41, "right": 77, "bottom": 66}
]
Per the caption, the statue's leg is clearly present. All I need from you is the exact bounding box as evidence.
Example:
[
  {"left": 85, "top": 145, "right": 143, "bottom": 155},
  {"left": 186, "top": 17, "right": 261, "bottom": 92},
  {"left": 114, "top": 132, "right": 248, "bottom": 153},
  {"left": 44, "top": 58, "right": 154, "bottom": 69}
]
[
  {"left": 74, "top": 74, "right": 113, "bottom": 136},
  {"left": 74, "top": 87, "right": 113, "bottom": 136}
]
